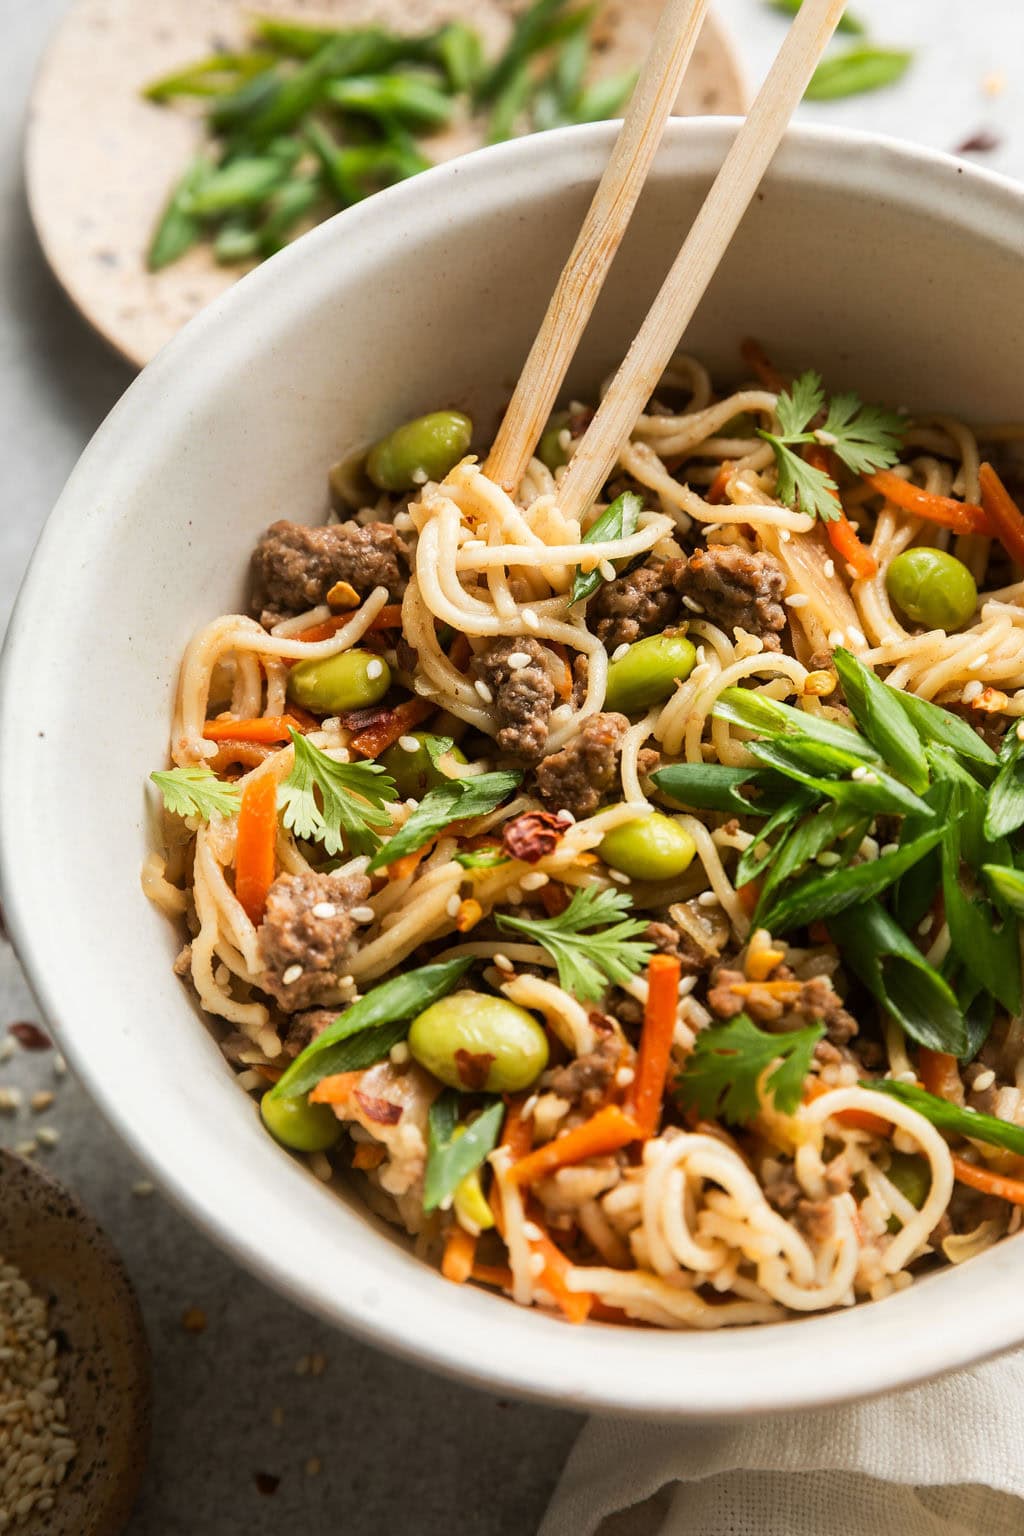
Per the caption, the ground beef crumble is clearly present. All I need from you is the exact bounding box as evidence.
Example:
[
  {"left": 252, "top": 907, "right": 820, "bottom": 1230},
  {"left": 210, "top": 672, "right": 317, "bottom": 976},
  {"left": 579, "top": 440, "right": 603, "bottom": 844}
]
[
  {"left": 471, "top": 637, "right": 555, "bottom": 761},
  {"left": 589, "top": 558, "right": 684, "bottom": 650},
  {"left": 534, "top": 711, "right": 629, "bottom": 819},
  {"left": 708, "top": 964, "right": 858, "bottom": 1046},
  {"left": 251, "top": 519, "right": 410, "bottom": 626},
  {"left": 675, "top": 544, "right": 787, "bottom": 646},
  {"left": 258, "top": 869, "right": 371, "bottom": 1011}
]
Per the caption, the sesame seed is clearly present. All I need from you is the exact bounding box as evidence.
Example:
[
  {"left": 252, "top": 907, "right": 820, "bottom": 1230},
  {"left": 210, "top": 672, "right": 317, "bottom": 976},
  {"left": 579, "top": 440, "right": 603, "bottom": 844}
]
[
  {"left": 282, "top": 964, "right": 304, "bottom": 987},
  {"left": 879, "top": 842, "right": 899, "bottom": 857},
  {"left": 132, "top": 1181, "right": 156, "bottom": 1198},
  {"left": 556, "top": 810, "right": 576, "bottom": 825},
  {"left": 311, "top": 902, "right": 337, "bottom": 919},
  {"left": 823, "top": 559, "right": 836, "bottom": 579},
  {"left": 779, "top": 528, "right": 791, "bottom": 543},
  {"left": 961, "top": 680, "right": 983, "bottom": 703},
  {"left": 598, "top": 560, "right": 616, "bottom": 582},
  {"left": 608, "top": 869, "right": 631, "bottom": 885},
  {"left": 0, "top": 1086, "right": 23, "bottom": 1114},
  {"left": 967, "top": 653, "right": 989, "bottom": 671},
  {"left": 828, "top": 630, "right": 845, "bottom": 648},
  {"left": 522, "top": 609, "right": 540, "bottom": 630},
  {"left": 446, "top": 894, "right": 462, "bottom": 918},
  {"left": 697, "top": 891, "right": 720, "bottom": 908},
  {"left": 551, "top": 703, "right": 572, "bottom": 723},
  {"left": 0, "top": 1257, "right": 77, "bottom": 1521},
  {"left": 507, "top": 651, "right": 531, "bottom": 670},
  {"left": 851, "top": 766, "right": 870, "bottom": 781},
  {"left": 405, "top": 798, "right": 420, "bottom": 811},
  {"left": 351, "top": 906, "right": 376, "bottom": 924},
  {"left": 365, "top": 659, "right": 384, "bottom": 681},
  {"left": 681, "top": 596, "right": 704, "bottom": 613},
  {"left": 846, "top": 626, "right": 867, "bottom": 647},
  {"left": 523, "top": 1221, "right": 544, "bottom": 1242},
  {"left": 493, "top": 954, "right": 514, "bottom": 972},
  {"left": 695, "top": 645, "right": 707, "bottom": 664},
  {"left": 29, "top": 1091, "right": 55, "bottom": 1113},
  {"left": 474, "top": 679, "right": 494, "bottom": 703},
  {"left": 410, "top": 467, "right": 428, "bottom": 486},
  {"left": 816, "top": 851, "right": 841, "bottom": 867},
  {"left": 14, "top": 1139, "right": 37, "bottom": 1157},
  {"left": 35, "top": 1127, "right": 60, "bottom": 1149},
  {"left": 973, "top": 1068, "right": 996, "bottom": 1092},
  {"left": 520, "top": 872, "right": 549, "bottom": 890},
  {"left": 389, "top": 1042, "right": 410, "bottom": 1066},
  {"left": 413, "top": 678, "right": 436, "bottom": 697},
  {"left": 784, "top": 594, "right": 809, "bottom": 608},
  {"left": 615, "top": 1066, "right": 635, "bottom": 1088},
  {"left": 611, "top": 644, "right": 630, "bottom": 663},
  {"left": 505, "top": 884, "right": 524, "bottom": 905},
  {"left": 398, "top": 735, "right": 420, "bottom": 753},
  {"left": 0, "top": 1037, "right": 14, "bottom": 1063},
  {"left": 845, "top": 564, "right": 861, "bottom": 582},
  {"left": 916, "top": 915, "right": 934, "bottom": 936},
  {"left": 529, "top": 1252, "right": 546, "bottom": 1277}
]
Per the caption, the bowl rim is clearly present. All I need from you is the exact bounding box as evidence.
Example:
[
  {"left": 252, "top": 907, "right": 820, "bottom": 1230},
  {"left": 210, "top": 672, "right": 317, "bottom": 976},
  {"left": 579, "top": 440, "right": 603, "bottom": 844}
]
[{"left": 5, "top": 117, "right": 1024, "bottom": 1419}]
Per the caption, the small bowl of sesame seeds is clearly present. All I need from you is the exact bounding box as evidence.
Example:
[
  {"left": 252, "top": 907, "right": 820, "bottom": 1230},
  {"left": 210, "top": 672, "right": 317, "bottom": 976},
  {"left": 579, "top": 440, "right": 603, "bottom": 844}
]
[{"left": 0, "top": 1150, "right": 150, "bottom": 1535}]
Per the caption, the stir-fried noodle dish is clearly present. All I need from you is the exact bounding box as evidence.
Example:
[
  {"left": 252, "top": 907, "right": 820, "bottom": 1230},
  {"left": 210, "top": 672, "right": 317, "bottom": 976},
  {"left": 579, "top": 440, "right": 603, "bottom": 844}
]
[{"left": 146, "top": 341, "right": 1024, "bottom": 1329}]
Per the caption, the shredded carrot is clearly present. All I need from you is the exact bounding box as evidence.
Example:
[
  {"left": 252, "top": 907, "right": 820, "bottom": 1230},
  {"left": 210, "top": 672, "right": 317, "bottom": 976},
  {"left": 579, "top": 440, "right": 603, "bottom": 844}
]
[
  {"left": 706, "top": 465, "right": 733, "bottom": 505},
  {"left": 234, "top": 773, "right": 278, "bottom": 926},
  {"left": 501, "top": 1096, "right": 535, "bottom": 1159},
  {"left": 294, "top": 614, "right": 351, "bottom": 645},
  {"left": 737, "top": 880, "right": 760, "bottom": 916},
  {"left": 549, "top": 642, "right": 574, "bottom": 702},
  {"left": 864, "top": 470, "right": 993, "bottom": 536},
  {"left": 253, "top": 1064, "right": 284, "bottom": 1084},
  {"left": 589, "top": 1300, "right": 638, "bottom": 1326},
  {"left": 527, "top": 1217, "right": 593, "bottom": 1324},
  {"left": 951, "top": 1155, "right": 1024, "bottom": 1207},
  {"left": 629, "top": 954, "right": 681, "bottom": 1139},
  {"left": 803, "top": 444, "right": 878, "bottom": 578},
  {"left": 309, "top": 1070, "right": 363, "bottom": 1106},
  {"left": 509, "top": 1105, "right": 639, "bottom": 1187},
  {"left": 802, "top": 1075, "right": 891, "bottom": 1137},
  {"left": 387, "top": 841, "right": 432, "bottom": 884},
  {"left": 730, "top": 979, "right": 803, "bottom": 1002},
  {"left": 470, "top": 1262, "right": 514, "bottom": 1290},
  {"left": 348, "top": 697, "right": 434, "bottom": 759},
  {"left": 351, "top": 1142, "right": 385, "bottom": 1170},
  {"left": 203, "top": 714, "right": 307, "bottom": 744},
  {"left": 918, "top": 1048, "right": 962, "bottom": 1102},
  {"left": 740, "top": 337, "right": 786, "bottom": 393},
  {"left": 441, "top": 1225, "right": 478, "bottom": 1283},
  {"left": 368, "top": 603, "right": 405, "bottom": 631},
  {"left": 979, "top": 462, "right": 1024, "bottom": 568}
]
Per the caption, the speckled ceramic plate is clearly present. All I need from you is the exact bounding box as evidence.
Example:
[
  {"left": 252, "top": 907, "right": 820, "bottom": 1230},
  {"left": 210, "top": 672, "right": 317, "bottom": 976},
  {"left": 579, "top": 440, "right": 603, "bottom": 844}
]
[
  {"left": 0, "top": 1151, "right": 150, "bottom": 1536},
  {"left": 24, "top": 0, "right": 745, "bottom": 369}
]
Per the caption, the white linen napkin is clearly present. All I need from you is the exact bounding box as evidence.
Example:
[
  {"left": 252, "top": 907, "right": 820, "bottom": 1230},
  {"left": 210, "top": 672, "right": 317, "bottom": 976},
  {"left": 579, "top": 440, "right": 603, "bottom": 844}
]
[{"left": 540, "top": 1351, "right": 1024, "bottom": 1536}]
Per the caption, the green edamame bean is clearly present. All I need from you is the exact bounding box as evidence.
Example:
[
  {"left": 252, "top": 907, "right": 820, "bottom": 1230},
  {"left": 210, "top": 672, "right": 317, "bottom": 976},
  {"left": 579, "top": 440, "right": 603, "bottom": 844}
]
[
  {"left": 600, "top": 809, "right": 696, "bottom": 882},
  {"left": 287, "top": 649, "right": 391, "bottom": 713},
  {"left": 261, "top": 1091, "right": 342, "bottom": 1152},
  {"left": 885, "top": 548, "right": 977, "bottom": 630},
  {"left": 378, "top": 731, "right": 468, "bottom": 799},
  {"left": 604, "top": 633, "right": 697, "bottom": 714},
  {"left": 365, "top": 410, "right": 473, "bottom": 492},
  {"left": 537, "top": 412, "right": 570, "bottom": 472},
  {"left": 408, "top": 991, "right": 548, "bottom": 1093}
]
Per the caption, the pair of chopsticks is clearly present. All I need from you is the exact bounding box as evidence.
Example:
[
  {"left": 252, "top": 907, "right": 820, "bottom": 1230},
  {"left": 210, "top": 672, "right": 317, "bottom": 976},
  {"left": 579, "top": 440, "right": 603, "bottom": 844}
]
[{"left": 484, "top": 0, "right": 850, "bottom": 523}]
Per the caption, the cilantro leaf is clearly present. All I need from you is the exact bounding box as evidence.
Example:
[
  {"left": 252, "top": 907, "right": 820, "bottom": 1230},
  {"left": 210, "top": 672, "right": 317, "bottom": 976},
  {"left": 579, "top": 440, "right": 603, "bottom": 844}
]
[
  {"left": 758, "top": 370, "right": 904, "bottom": 523},
  {"left": 676, "top": 1014, "right": 824, "bottom": 1125},
  {"left": 151, "top": 765, "right": 242, "bottom": 821},
  {"left": 279, "top": 728, "right": 398, "bottom": 857},
  {"left": 496, "top": 884, "right": 653, "bottom": 1004},
  {"left": 423, "top": 1095, "right": 505, "bottom": 1213},
  {"left": 366, "top": 769, "right": 522, "bottom": 873},
  {"left": 571, "top": 491, "right": 642, "bottom": 605}
]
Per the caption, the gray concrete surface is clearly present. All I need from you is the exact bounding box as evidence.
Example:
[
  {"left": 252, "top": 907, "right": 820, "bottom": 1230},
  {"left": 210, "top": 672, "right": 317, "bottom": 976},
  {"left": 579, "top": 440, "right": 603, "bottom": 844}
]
[{"left": 1, "top": 2, "right": 1023, "bottom": 1532}]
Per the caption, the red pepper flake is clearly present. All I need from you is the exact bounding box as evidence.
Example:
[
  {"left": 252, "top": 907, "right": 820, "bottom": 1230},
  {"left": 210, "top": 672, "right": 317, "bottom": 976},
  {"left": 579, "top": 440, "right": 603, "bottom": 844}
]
[
  {"left": 455, "top": 1049, "right": 495, "bottom": 1091},
  {"left": 340, "top": 705, "right": 393, "bottom": 734},
  {"left": 9, "top": 1022, "right": 52, "bottom": 1052},
  {"left": 353, "top": 1090, "right": 403, "bottom": 1126},
  {"left": 254, "top": 1472, "right": 280, "bottom": 1496},
  {"left": 502, "top": 811, "right": 565, "bottom": 865},
  {"left": 955, "top": 128, "right": 1002, "bottom": 154}
]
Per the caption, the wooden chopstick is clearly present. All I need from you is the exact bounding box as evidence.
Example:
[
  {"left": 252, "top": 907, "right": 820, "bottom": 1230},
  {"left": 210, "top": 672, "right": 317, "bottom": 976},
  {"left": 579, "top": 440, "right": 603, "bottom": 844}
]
[
  {"left": 556, "top": 0, "right": 849, "bottom": 523},
  {"left": 483, "top": 0, "right": 713, "bottom": 494}
]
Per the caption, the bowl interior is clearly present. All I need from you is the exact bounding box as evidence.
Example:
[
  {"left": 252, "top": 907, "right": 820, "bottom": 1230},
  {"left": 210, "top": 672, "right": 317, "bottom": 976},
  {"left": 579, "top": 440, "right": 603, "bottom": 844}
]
[{"left": 3, "top": 120, "right": 1024, "bottom": 1417}]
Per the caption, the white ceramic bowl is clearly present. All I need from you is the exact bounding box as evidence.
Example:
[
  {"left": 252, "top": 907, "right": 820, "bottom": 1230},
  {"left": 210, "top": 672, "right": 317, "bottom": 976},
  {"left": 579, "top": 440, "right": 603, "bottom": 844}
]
[{"left": 4, "top": 121, "right": 1024, "bottom": 1418}]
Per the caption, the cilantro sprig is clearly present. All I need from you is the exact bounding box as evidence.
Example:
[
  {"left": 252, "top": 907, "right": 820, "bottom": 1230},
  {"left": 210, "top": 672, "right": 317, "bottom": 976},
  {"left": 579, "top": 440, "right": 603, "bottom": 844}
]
[
  {"left": 495, "top": 884, "right": 653, "bottom": 1004},
  {"left": 151, "top": 765, "right": 242, "bottom": 821},
  {"left": 676, "top": 1014, "right": 824, "bottom": 1125},
  {"left": 758, "top": 370, "right": 904, "bottom": 521},
  {"left": 279, "top": 728, "right": 398, "bottom": 857}
]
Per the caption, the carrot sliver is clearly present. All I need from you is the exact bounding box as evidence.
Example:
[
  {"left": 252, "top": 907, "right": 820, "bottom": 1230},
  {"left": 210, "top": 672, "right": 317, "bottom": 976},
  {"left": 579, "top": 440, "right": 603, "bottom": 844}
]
[
  {"left": 470, "top": 1262, "right": 514, "bottom": 1290},
  {"left": 802, "top": 1075, "right": 891, "bottom": 1137},
  {"left": 203, "top": 714, "right": 307, "bottom": 744},
  {"left": 918, "top": 1048, "right": 962, "bottom": 1102},
  {"left": 309, "top": 1070, "right": 364, "bottom": 1106},
  {"left": 827, "top": 513, "right": 877, "bottom": 579},
  {"left": 351, "top": 1142, "right": 385, "bottom": 1170},
  {"left": 737, "top": 880, "right": 760, "bottom": 917},
  {"left": 441, "top": 1225, "right": 478, "bottom": 1283},
  {"left": 864, "top": 470, "right": 992, "bottom": 536},
  {"left": 979, "top": 462, "right": 1024, "bottom": 567},
  {"left": 234, "top": 773, "right": 278, "bottom": 926},
  {"left": 349, "top": 697, "right": 434, "bottom": 759},
  {"left": 294, "top": 614, "right": 351, "bottom": 645},
  {"left": 527, "top": 1220, "right": 593, "bottom": 1324},
  {"left": 387, "top": 841, "right": 432, "bottom": 884},
  {"left": 509, "top": 1105, "right": 638, "bottom": 1187},
  {"left": 951, "top": 1155, "right": 1024, "bottom": 1207},
  {"left": 706, "top": 465, "right": 733, "bottom": 505},
  {"left": 368, "top": 604, "right": 404, "bottom": 631},
  {"left": 501, "top": 1096, "right": 535, "bottom": 1159},
  {"left": 740, "top": 337, "right": 786, "bottom": 393},
  {"left": 629, "top": 954, "right": 681, "bottom": 1140}
]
